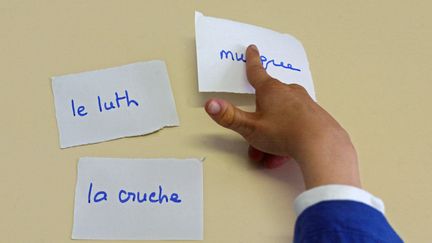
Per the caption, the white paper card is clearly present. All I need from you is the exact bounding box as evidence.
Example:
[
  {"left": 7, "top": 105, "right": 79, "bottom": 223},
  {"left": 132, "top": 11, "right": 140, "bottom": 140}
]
[
  {"left": 52, "top": 61, "right": 179, "bottom": 148},
  {"left": 195, "top": 11, "right": 316, "bottom": 99},
  {"left": 72, "top": 157, "right": 203, "bottom": 240}
]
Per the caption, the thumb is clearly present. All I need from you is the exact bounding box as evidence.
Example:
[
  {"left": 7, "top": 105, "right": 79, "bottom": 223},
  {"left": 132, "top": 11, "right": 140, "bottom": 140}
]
[{"left": 205, "top": 99, "right": 256, "bottom": 138}]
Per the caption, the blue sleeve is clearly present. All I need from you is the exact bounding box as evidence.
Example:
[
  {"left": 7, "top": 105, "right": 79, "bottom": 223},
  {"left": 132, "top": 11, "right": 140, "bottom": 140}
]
[{"left": 294, "top": 200, "right": 403, "bottom": 243}]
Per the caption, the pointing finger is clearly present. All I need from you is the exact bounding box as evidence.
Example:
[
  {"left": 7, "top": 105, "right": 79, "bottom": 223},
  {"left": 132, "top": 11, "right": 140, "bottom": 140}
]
[{"left": 246, "top": 45, "right": 273, "bottom": 89}]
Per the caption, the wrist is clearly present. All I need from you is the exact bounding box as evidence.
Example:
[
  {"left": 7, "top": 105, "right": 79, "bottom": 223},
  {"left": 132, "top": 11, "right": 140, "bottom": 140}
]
[{"left": 296, "top": 136, "right": 361, "bottom": 189}]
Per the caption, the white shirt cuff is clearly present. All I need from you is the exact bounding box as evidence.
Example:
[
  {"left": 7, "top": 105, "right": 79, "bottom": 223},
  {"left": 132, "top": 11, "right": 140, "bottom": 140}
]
[{"left": 294, "top": 184, "right": 385, "bottom": 216}]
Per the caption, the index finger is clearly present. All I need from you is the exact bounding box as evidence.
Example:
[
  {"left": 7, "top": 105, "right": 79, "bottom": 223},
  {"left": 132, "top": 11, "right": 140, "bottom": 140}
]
[{"left": 246, "top": 45, "right": 272, "bottom": 88}]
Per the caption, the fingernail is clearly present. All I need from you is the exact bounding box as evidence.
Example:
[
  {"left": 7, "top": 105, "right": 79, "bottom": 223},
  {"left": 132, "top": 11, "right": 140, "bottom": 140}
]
[
  {"left": 249, "top": 44, "right": 258, "bottom": 51},
  {"left": 207, "top": 100, "right": 221, "bottom": 115}
]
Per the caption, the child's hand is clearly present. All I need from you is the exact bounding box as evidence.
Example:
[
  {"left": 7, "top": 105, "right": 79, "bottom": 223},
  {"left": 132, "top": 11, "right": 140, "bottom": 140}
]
[{"left": 205, "top": 45, "right": 361, "bottom": 189}]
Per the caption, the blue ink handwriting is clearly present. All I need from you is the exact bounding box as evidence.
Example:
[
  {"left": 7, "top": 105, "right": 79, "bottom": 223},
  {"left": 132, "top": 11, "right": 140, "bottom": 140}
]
[
  {"left": 97, "top": 90, "right": 139, "bottom": 113},
  {"left": 86, "top": 182, "right": 182, "bottom": 205},
  {"left": 118, "top": 185, "right": 182, "bottom": 204},
  {"left": 71, "top": 99, "right": 88, "bottom": 117},
  {"left": 70, "top": 89, "right": 139, "bottom": 118},
  {"left": 87, "top": 182, "right": 108, "bottom": 203},
  {"left": 219, "top": 49, "right": 301, "bottom": 72}
]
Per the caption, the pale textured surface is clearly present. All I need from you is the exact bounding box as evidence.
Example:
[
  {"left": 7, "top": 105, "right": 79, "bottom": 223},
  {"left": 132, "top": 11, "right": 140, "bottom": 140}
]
[{"left": 1, "top": 1, "right": 431, "bottom": 242}]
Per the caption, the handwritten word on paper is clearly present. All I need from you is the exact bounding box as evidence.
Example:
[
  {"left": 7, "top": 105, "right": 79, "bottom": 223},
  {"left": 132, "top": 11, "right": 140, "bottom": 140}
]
[
  {"left": 219, "top": 49, "right": 302, "bottom": 72},
  {"left": 195, "top": 11, "right": 316, "bottom": 99},
  {"left": 71, "top": 90, "right": 139, "bottom": 117},
  {"left": 51, "top": 61, "right": 179, "bottom": 148},
  {"left": 72, "top": 157, "right": 203, "bottom": 240},
  {"left": 87, "top": 183, "right": 182, "bottom": 204}
]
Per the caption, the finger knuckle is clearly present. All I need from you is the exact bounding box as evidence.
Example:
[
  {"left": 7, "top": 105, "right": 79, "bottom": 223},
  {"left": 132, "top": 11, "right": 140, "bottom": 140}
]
[
  {"left": 250, "top": 64, "right": 265, "bottom": 75},
  {"left": 287, "top": 83, "right": 306, "bottom": 92},
  {"left": 219, "top": 108, "right": 236, "bottom": 128}
]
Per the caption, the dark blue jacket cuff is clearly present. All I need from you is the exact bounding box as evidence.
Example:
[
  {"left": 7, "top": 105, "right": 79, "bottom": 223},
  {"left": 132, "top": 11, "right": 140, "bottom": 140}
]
[{"left": 294, "top": 200, "right": 403, "bottom": 243}]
